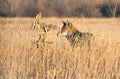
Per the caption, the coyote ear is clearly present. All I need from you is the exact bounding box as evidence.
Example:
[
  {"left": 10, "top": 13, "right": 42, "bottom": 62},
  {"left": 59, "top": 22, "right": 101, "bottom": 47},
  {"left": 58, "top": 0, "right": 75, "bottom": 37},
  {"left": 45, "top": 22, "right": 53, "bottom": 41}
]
[
  {"left": 62, "top": 20, "right": 66, "bottom": 26},
  {"left": 67, "top": 20, "right": 74, "bottom": 29},
  {"left": 67, "top": 20, "right": 72, "bottom": 26}
]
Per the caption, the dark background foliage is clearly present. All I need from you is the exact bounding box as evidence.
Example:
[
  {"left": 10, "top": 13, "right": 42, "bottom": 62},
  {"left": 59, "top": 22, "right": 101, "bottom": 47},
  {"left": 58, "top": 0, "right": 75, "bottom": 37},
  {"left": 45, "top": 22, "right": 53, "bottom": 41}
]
[{"left": 0, "top": 0, "right": 120, "bottom": 17}]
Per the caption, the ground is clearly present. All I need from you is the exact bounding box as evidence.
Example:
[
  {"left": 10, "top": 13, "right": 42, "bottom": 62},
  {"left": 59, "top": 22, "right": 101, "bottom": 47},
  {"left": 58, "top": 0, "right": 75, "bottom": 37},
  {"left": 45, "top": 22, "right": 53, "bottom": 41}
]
[{"left": 0, "top": 17, "right": 120, "bottom": 79}]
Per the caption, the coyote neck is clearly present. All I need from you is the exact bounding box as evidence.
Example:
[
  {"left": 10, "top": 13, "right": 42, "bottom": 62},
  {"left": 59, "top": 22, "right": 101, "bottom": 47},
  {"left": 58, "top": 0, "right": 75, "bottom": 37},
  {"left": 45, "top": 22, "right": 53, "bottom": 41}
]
[{"left": 66, "top": 30, "right": 82, "bottom": 44}]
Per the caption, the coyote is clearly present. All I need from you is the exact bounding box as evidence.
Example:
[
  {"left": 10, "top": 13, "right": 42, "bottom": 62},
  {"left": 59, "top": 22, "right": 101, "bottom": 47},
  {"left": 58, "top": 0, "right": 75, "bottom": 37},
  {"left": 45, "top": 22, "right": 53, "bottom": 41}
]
[
  {"left": 57, "top": 20, "right": 94, "bottom": 51},
  {"left": 35, "top": 26, "right": 54, "bottom": 48}
]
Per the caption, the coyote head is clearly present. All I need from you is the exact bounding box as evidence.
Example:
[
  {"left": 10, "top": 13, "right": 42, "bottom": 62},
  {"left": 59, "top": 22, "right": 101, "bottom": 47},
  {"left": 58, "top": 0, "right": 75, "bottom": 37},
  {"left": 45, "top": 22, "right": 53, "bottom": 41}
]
[{"left": 57, "top": 20, "right": 77, "bottom": 36}]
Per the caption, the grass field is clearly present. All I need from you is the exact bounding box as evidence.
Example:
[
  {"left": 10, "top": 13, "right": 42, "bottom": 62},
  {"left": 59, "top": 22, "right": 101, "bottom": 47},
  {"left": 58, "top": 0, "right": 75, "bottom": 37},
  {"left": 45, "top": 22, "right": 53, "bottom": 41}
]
[{"left": 0, "top": 17, "right": 120, "bottom": 79}]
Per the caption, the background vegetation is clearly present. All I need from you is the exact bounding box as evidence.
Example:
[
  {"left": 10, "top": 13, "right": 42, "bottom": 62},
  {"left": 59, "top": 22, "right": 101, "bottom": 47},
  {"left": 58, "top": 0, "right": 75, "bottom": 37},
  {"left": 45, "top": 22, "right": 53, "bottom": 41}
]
[{"left": 0, "top": 0, "right": 120, "bottom": 17}]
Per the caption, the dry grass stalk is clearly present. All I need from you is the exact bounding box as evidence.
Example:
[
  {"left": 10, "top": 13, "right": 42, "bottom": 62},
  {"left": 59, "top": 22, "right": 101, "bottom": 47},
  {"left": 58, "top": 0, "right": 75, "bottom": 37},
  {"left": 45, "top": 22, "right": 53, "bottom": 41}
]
[
  {"left": 32, "top": 12, "right": 42, "bottom": 30},
  {"left": 0, "top": 18, "right": 120, "bottom": 79}
]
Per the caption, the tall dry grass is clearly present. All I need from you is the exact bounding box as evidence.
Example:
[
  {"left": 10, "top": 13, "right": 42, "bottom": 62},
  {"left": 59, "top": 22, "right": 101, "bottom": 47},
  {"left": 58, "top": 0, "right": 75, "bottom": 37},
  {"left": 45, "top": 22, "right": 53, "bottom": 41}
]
[{"left": 0, "top": 17, "right": 120, "bottom": 79}]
